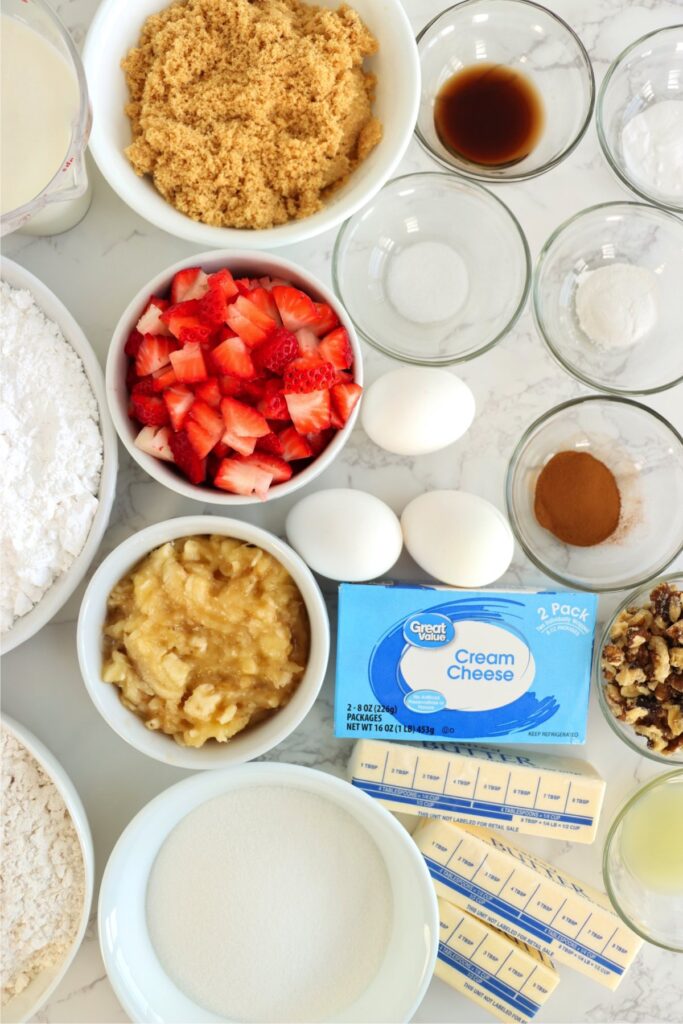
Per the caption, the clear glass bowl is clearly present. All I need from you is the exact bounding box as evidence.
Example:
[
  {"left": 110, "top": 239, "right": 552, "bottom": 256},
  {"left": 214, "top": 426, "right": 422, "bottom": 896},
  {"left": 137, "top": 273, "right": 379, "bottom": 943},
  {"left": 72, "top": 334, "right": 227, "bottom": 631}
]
[
  {"left": 533, "top": 202, "right": 683, "bottom": 395},
  {"left": 603, "top": 770, "right": 683, "bottom": 951},
  {"left": 332, "top": 172, "right": 530, "bottom": 364},
  {"left": 595, "top": 573, "right": 683, "bottom": 765},
  {"left": 505, "top": 397, "right": 683, "bottom": 592},
  {"left": 415, "top": 0, "right": 595, "bottom": 182},
  {"left": 597, "top": 26, "right": 683, "bottom": 213}
]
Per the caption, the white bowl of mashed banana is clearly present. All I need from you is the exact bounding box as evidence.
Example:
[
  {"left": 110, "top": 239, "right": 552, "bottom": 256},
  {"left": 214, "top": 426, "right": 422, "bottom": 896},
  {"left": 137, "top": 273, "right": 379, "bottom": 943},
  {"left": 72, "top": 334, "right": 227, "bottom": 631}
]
[{"left": 76, "top": 516, "right": 330, "bottom": 769}]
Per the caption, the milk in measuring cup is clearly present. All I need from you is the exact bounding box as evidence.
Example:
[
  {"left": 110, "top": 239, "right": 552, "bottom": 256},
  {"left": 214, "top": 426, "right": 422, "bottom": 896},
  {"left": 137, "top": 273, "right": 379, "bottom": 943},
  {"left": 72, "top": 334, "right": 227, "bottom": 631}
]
[{"left": 0, "top": 15, "right": 79, "bottom": 218}]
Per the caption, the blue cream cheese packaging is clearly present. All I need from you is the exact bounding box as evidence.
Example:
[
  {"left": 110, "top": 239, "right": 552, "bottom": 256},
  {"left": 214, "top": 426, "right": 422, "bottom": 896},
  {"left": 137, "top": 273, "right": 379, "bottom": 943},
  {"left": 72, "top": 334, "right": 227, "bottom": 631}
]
[{"left": 335, "top": 584, "right": 598, "bottom": 744}]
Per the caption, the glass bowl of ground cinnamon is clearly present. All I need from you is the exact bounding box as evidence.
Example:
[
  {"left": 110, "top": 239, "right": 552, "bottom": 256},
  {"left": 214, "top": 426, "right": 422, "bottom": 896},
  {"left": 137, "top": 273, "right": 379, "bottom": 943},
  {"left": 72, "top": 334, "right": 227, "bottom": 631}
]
[
  {"left": 595, "top": 574, "right": 683, "bottom": 763},
  {"left": 506, "top": 396, "right": 683, "bottom": 592}
]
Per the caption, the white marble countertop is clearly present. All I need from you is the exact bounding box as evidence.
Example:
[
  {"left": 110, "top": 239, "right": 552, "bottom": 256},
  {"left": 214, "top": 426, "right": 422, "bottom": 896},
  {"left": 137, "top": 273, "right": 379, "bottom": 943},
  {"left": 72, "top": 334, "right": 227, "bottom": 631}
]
[{"left": 3, "top": 0, "right": 683, "bottom": 1021}]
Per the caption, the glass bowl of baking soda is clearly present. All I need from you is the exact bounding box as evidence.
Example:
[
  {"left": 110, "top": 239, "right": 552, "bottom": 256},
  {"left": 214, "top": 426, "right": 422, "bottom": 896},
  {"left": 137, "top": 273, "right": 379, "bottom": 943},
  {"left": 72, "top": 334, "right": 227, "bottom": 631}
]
[
  {"left": 332, "top": 172, "right": 531, "bottom": 364},
  {"left": 533, "top": 202, "right": 683, "bottom": 395},
  {"left": 598, "top": 26, "right": 683, "bottom": 213},
  {"left": 506, "top": 396, "right": 683, "bottom": 592}
]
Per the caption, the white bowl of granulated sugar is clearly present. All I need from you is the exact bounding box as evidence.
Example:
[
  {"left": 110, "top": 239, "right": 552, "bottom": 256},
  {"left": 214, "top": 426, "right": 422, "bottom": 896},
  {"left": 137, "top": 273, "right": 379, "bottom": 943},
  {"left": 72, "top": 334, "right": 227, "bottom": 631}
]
[
  {"left": 99, "top": 762, "right": 439, "bottom": 1023},
  {"left": 0, "top": 258, "right": 118, "bottom": 654},
  {"left": 1, "top": 716, "right": 94, "bottom": 1023}
]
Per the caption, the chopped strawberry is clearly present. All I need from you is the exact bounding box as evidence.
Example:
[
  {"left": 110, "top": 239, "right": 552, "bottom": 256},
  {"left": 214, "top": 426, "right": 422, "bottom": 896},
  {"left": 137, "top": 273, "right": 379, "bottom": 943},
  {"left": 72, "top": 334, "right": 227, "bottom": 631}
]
[
  {"left": 151, "top": 364, "right": 177, "bottom": 392},
  {"left": 126, "top": 363, "right": 141, "bottom": 391},
  {"left": 135, "top": 425, "right": 173, "bottom": 461},
  {"left": 210, "top": 335, "right": 256, "bottom": 379},
  {"left": 169, "top": 343, "right": 207, "bottom": 384},
  {"left": 225, "top": 306, "right": 270, "bottom": 347},
  {"left": 318, "top": 327, "right": 353, "bottom": 370},
  {"left": 283, "top": 357, "right": 337, "bottom": 393},
  {"left": 258, "top": 380, "right": 290, "bottom": 420},
  {"left": 257, "top": 276, "right": 274, "bottom": 291},
  {"left": 221, "top": 429, "right": 258, "bottom": 456},
  {"left": 214, "top": 458, "right": 273, "bottom": 499},
  {"left": 256, "top": 431, "right": 284, "bottom": 456},
  {"left": 130, "top": 391, "right": 169, "bottom": 427},
  {"left": 186, "top": 401, "right": 223, "bottom": 457},
  {"left": 253, "top": 328, "right": 299, "bottom": 375},
  {"left": 278, "top": 426, "right": 314, "bottom": 461},
  {"left": 249, "top": 286, "right": 282, "bottom": 325},
  {"left": 135, "top": 335, "right": 174, "bottom": 377},
  {"left": 234, "top": 453, "right": 292, "bottom": 484},
  {"left": 198, "top": 286, "right": 230, "bottom": 326},
  {"left": 194, "top": 378, "right": 221, "bottom": 407},
  {"left": 219, "top": 375, "right": 247, "bottom": 397},
  {"left": 295, "top": 327, "right": 320, "bottom": 358},
  {"left": 234, "top": 278, "right": 253, "bottom": 297},
  {"left": 161, "top": 299, "right": 203, "bottom": 340},
  {"left": 306, "top": 428, "right": 335, "bottom": 456},
  {"left": 131, "top": 378, "right": 156, "bottom": 397},
  {"left": 136, "top": 297, "right": 172, "bottom": 337},
  {"left": 221, "top": 397, "right": 270, "bottom": 438},
  {"left": 285, "top": 389, "right": 331, "bottom": 434},
  {"left": 125, "top": 329, "right": 144, "bottom": 357},
  {"left": 163, "top": 384, "right": 194, "bottom": 431},
  {"left": 241, "top": 379, "right": 267, "bottom": 403},
  {"left": 272, "top": 285, "right": 320, "bottom": 332},
  {"left": 331, "top": 381, "right": 362, "bottom": 425},
  {"left": 236, "top": 295, "right": 277, "bottom": 331},
  {"left": 207, "top": 268, "right": 239, "bottom": 301},
  {"left": 169, "top": 429, "right": 206, "bottom": 485},
  {"left": 170, "top": 267, "right": 209, "bottom": 304},
  {"left": 311, "top": 303, "right": 340, "bottom": 337},
  {"left": 179, "top": 324, "right": 214, "bottom": 346}
]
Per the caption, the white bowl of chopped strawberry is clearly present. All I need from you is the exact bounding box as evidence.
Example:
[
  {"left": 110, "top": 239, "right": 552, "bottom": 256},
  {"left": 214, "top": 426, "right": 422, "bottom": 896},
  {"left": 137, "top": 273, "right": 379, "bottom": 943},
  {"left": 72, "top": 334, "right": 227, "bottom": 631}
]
[{"left": 107, "top": 252, "right": 363, "bottom": 502}]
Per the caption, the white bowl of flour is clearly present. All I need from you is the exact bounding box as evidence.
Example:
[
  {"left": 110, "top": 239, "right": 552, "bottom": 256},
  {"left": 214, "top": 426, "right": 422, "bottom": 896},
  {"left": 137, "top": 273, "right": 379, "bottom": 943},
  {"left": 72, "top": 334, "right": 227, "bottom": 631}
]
[
  {"left": 0, "top": 258, "right": 117, "bottom": 653},
  {"left": 1, "top": 715, "right": 94, "bottom": 1023},
  {"left": 99, "top": 762, "right": 438, "bottom": 1023}
]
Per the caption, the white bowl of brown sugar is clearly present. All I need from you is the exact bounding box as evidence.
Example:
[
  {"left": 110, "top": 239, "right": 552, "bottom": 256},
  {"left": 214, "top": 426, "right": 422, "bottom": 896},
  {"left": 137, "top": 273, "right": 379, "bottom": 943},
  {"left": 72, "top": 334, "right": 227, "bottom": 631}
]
[{"left": 84, "top": 0, "right": 420, "bottom": 248}]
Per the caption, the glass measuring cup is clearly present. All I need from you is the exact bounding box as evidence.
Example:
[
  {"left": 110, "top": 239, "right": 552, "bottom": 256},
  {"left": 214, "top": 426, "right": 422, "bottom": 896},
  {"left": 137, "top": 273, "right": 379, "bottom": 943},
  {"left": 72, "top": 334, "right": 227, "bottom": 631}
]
[{"left": 0, "top": 0, "right": 92, "bottom": 236}]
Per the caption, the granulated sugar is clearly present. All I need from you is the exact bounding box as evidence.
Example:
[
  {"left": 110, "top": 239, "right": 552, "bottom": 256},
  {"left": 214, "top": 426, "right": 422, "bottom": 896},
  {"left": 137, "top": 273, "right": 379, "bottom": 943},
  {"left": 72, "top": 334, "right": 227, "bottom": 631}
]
[{"left": 146, "top": 786, "right": 393, "bottom": 1022}]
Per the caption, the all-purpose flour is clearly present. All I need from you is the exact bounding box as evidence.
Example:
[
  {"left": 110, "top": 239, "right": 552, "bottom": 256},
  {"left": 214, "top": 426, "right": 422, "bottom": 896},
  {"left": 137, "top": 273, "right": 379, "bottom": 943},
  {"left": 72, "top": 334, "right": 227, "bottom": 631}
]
[
  {"left": 0, "top": 281, "right": 102, "bottom": 634},
  {"left": 146, "top": 786, "right": 394, "bottom": 1023}
]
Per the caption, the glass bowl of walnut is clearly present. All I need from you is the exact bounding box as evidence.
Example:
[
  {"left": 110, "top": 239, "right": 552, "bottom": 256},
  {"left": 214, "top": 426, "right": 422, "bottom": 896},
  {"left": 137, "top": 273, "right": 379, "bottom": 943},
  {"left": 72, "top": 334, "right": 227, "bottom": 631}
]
[{"left": 596, "top": 575, "right": 683, "bottom": 763}]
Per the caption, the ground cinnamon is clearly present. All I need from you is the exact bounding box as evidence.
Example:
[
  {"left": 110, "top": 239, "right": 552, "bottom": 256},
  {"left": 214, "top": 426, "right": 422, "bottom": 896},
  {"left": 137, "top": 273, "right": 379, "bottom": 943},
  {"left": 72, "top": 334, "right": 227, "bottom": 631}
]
[{"left": 534, "top": 450, "right": 621, "bottom": 547}]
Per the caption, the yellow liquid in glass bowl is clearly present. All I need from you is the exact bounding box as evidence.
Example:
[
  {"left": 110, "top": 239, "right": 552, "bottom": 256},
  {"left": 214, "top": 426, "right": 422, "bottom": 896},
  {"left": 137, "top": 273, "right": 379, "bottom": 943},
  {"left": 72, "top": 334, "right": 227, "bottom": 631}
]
[{"left": 620, "top": 781, "right": 683, "bottom": 894}]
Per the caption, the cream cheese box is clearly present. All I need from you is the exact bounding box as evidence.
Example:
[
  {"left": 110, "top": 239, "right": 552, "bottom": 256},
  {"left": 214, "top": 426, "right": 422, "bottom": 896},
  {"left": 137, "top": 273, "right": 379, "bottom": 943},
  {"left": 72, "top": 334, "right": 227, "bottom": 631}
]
[
  {"left": 348, "top": 739, "right": 605, "bottom": 843},
  {"left": 435, "top": 898, "right": 559, "bottom": 1023},
  {"left": 414, "top": 819, "right": 643, "bottom": 989}
]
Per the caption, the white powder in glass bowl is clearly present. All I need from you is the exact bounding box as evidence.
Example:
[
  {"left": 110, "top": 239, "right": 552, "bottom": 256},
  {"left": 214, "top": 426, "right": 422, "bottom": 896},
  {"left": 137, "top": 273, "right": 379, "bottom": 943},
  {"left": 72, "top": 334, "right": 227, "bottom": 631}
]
[
  {"left": 146, "top": 786, "right": 394, "bottom": 1023},
  {"left": 0, "top": 281, "right": 102, "bottom": 634}
]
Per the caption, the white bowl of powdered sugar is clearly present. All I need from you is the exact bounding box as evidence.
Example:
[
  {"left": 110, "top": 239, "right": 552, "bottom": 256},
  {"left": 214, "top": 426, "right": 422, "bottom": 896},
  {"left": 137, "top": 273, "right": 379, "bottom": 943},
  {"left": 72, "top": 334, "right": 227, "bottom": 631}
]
[
  {"left": 99, "top": 762, "right": 438, "bottom": 1023},
  {"left": 0, "top": 258, "right": 117, "bottom": 654}
]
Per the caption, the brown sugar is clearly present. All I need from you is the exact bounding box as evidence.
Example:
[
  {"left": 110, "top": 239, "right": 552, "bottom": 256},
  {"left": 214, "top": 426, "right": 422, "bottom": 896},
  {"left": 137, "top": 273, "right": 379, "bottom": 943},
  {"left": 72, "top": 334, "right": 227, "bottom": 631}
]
[
  {"left": 534, "top": 450, "right": 621, "bottom": 547},
  {"left": 122, "top": 0, "right": 383, "bottom": 230}
]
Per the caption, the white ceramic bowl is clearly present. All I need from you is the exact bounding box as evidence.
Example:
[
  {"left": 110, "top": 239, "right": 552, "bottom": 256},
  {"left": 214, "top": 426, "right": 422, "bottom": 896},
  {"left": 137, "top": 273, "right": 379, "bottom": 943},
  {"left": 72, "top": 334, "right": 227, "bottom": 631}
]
[
  {"left": 99, "top": 762, "right": 438, "bottom": 1023},
  {"left": 83, "top": 0, "right": 419, "bottom": 249},
  {"left": 1, "top": 258, "right": 118, "bottom": 655},
  {"left": 2, "top": 715, "right": 94, "bottom": 1024},
  {"left": 77, "top": 515, "right": 330, "bottom": 768},
  {"left": 107, "top": 250, "right": 363, "bottom": 505}
]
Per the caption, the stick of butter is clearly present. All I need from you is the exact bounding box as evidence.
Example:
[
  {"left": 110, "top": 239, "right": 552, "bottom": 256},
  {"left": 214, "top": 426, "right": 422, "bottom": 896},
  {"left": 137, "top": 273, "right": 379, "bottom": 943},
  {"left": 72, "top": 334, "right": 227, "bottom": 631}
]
[
  {"left": 414, "top": 819, "right": 643, "bottom": 989},
  {"left": 435, "top": 898, "right": 559, "bottom": 1023},
  {"left": 348, "top": 740, "right": 606, "bottom": 844}
]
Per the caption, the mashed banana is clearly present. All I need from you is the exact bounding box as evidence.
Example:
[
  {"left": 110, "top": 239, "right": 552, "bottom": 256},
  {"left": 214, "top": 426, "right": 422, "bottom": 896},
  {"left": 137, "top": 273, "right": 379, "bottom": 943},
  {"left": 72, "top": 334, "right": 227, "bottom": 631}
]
[{"left": 102, "top": 536, "right": 310, "bottom": 747}]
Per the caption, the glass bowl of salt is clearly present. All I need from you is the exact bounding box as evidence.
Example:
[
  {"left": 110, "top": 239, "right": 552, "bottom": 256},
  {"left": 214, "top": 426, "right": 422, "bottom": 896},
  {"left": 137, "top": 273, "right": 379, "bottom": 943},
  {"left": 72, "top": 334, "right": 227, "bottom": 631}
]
[
  {"left": 533, "top": 201, "right": 683, "bottom": 395},
  {"left": 598, "top": 26, "right": 683, "bottom": 213},
  {"left": 332, "top": 172, "right": 531, "bottom": 364}
]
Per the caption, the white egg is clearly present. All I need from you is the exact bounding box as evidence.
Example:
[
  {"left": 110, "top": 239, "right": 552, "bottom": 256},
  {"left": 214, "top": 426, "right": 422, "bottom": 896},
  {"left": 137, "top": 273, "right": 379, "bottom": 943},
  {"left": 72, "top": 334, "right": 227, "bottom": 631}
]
[
  {"left": 286, "top": 489, "right": 403, "bottom": 582},
  {"left": 361, "top": 367, "right": 475, "bottom": 456},
  {"left": 401, "top": 490, "right": 514, "bottom": 587}
]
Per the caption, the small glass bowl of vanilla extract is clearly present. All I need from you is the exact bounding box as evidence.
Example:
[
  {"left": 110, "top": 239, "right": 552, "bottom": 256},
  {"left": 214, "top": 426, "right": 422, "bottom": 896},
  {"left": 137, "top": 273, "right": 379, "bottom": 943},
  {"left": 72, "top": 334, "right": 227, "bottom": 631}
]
[{"left": 415, "top": 0, "right": 595, "bottom": 182}]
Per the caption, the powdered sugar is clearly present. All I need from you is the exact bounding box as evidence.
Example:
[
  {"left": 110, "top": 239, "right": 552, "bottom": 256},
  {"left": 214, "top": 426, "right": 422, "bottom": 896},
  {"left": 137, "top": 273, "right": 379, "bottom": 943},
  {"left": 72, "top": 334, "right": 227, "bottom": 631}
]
[
  {"left": 0, "top": 727, "right": 85, "bottom": 1004},
  {"left": 0, "top": 280, "right": 102, "bottom": 634}
]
